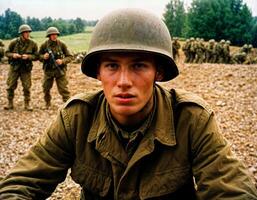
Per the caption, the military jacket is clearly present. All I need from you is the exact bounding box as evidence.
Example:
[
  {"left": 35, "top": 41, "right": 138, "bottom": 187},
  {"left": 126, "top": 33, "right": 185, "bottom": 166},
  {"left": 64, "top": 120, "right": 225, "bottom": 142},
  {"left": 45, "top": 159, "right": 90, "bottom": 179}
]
[
  {"left": 39, "top": 39, "right": 72, "bottom": 71},
  {"left": 5, "top": 37, "right": 38, "bottom": 72},
  {"left": 0, "top": 85, "right": 257, "bottom": 200}
]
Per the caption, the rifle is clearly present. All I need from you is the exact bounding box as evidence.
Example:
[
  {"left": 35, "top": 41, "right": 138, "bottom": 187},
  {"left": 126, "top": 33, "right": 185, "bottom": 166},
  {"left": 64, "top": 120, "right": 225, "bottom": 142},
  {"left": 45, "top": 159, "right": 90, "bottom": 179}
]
[{"left": 46, "top": 48, "right": 64, "bottom": 76}]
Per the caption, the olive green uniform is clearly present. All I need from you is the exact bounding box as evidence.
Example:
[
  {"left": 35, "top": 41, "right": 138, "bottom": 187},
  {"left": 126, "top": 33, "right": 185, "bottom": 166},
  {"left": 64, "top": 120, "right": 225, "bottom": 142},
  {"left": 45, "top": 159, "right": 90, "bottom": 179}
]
[
  {"left": 231, "top": 52, "right": 247, "bottom": 64},
  {"left": 182, "top": 40, "right": 190, "bottom": 63},
  {"left": 5, "top": 37, "right": 38, "bottom": 105},
  {"left": 194, "top": 40, "right": 205, "bottom": 64},
  {"left": 205, "top": 42, "right": 216, "bottom": 63},
  {"left": 39, "top": 39, "right": 72, "bottom": 104},
  {"left": 172, "top": 39, "right": 180, "bottom": 61},
  {"left": 0, "top": 39, "right": 4, "bottom": 61},
  {"left": 223, "top": 42, "right": 231, "bottom": 63},
  {"left": 1, "top": 85, "right": 257, "bottom": 199}
]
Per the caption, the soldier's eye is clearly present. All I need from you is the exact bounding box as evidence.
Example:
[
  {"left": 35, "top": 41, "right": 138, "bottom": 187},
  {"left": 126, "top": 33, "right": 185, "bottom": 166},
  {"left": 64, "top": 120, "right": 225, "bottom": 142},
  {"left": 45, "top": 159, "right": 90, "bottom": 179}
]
[{"left": 105, "top": 63, "right": 118, "bottom": 70}]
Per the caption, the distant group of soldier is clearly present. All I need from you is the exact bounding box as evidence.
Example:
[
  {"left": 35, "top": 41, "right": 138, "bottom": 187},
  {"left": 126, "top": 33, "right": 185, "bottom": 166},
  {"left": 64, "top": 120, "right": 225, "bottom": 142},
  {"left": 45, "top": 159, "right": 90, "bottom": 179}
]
[
  {"left": 1, "top": 25, "right": 256, "bottom": 111},
  {"left": 0, "top": 24, "right": 72, "bottom": 111},
  {"left": 172, "top": 37, "right": 256, "bottom": 64}
]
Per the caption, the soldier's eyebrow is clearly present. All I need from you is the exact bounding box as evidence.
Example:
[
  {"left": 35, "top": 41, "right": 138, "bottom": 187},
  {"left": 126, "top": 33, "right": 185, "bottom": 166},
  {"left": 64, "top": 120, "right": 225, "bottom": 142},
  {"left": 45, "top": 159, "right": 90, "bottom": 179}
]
[{"left": 100, "top": 57, "right": 118, "bottom": 63}]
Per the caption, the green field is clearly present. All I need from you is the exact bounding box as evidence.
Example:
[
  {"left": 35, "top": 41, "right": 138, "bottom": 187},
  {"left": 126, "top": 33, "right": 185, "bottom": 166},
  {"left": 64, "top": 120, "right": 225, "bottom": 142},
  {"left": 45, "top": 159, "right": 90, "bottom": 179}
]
[{"left": 2, "top": 26, "right": 94, "bottom": 54}]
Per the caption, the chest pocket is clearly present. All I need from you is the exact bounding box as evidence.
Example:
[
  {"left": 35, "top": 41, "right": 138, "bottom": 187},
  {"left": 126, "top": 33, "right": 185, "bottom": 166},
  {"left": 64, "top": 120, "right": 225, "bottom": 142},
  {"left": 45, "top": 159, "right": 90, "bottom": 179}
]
[
  {"left": 139, "top": 165, "right": 193, "bottom": 199},
  {"left": 72, "top": 164, "right": 112, "bottom": 197}
]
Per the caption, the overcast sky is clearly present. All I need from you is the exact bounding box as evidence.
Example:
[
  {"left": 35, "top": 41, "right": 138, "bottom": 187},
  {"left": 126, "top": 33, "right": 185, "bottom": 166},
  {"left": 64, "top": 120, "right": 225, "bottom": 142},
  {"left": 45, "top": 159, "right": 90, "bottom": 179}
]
[{"left": 0, "top": 0, "right": 256, "bottom": 20}]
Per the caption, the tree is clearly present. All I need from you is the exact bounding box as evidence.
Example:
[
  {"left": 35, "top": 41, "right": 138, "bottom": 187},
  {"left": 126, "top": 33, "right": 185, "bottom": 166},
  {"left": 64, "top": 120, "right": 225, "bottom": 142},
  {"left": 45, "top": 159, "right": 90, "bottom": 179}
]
[
  {"left": 73, "top": 17, "right": 85, "bottom": 33},
  {"left": 251, "top": 17, "right": 257, "bottom": 47},
  {"left": 187, "top": 0, "right": 253, "bottom": 45},
  {"left": 0, "top": 8, "right": 24, "bottom": 39},
  {"left": 163, "top": 0, "right": 186, "bottom": 37},
  {"left": 26, "top": 17, "right": 42, "bottom": 31},
  {"left": 41, "top": 17, "right": 53, "bottom": 30}
]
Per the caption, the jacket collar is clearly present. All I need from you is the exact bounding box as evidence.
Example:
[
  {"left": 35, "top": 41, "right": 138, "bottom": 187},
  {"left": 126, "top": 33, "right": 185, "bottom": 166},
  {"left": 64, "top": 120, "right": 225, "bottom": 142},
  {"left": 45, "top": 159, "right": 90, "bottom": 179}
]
[{"left": 87, "top": 84, "right": 176, "bottom": 165}]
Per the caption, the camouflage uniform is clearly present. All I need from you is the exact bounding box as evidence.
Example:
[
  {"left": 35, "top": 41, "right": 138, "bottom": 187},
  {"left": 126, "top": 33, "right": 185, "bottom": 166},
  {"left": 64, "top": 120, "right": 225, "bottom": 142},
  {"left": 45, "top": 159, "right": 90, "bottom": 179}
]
[
  {"left": 188, "top": 37, "right": 196, "bottom": 63},
  {"left": 243, "top": 45, "right": 254, "bottom": 64},
  {"left": 216, "top": 40, "right": 226, "bottom": 63},
  {"left": 194, "top": 38, "right": 205, "bottom": 64},
  {"left": 239, "top": 44, "right": 248, "bottom": 54},
  {"left": 182, "top": 39, "right": 190, "bottom": 63},
  {"left": 223, "top": 40, "right": 231, "bottom": 64},
  {"left": 231, "top": 52, "right": 247, "bottom": 64},
  {"left": 39, "top": 38, "right": 72, "bottom": 108},
  {"left": 205, "top": 39, "right": 216, "bottom": 63},
  {"left": 5, "top": 30, "right": 38, "bottom": 110},
  {"left": 172, "top": 38, "right": 180, "bottom": 61},
  {"left": 0, "top": 39, "right": 5, "bottom": 62}
]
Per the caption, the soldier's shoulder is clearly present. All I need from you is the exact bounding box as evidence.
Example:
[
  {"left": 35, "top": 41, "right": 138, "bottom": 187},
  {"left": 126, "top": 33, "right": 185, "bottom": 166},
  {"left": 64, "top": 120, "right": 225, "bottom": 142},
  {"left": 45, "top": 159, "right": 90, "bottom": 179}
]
[
  {"left": 28, "top": 38, "right": 37, "bottom": 45},
  {"left": 171, "top": 88, "right": 213, "bottom": 114},
  {"left": 9, "top": 38, "right": 19, "bottom": 44},
  {"left": 40, "top": 40, "right": 48, "bottom": 47},
  {"left": 63, "top": 90, "right": 104, "bottom": 109},
  {"left": 57, "top": 39, "right": 67, "bottom": 46}
]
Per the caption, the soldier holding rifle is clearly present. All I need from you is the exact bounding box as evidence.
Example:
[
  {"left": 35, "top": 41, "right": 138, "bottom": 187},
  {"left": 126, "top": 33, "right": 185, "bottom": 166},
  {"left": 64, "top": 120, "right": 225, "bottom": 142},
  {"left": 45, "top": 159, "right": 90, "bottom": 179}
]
[
  {"left": 4, "top": 24, "right": 38, "bottom": 111},
  {"left": 39, "top": 27, "right": 72, "bottom": 109}
]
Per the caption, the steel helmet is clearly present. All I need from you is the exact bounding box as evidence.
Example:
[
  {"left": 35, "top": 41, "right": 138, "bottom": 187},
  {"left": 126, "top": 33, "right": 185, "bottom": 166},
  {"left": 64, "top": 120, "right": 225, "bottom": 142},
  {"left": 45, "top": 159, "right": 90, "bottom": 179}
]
[
  {"left": 18, "top": 24, "right": 32, "bottom": 34},
  {"left": 81, "top": 8, "right": 179, "bottom": 81},
  {"left": 46, "top": 27, "right": 60, "bottom": 37}
]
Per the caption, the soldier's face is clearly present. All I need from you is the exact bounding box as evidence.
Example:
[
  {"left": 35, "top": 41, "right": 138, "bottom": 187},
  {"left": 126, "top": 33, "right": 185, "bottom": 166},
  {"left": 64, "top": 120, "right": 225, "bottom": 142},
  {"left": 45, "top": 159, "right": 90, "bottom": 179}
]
[
  {"left": 49, "top": 34, "right": 58, "bottom": 41},
  {"left": 97, "top": 52, "right": 162, "bottom": 125},
  {"left": 22, "top": 31, "right": 30, "bottom": 40}
]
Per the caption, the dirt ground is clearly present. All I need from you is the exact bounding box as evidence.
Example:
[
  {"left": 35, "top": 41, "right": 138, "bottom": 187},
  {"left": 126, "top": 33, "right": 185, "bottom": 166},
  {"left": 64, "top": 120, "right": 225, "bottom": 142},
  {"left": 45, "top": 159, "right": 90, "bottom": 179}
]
[{"left": 0, "top": 58, "right": 257, "bottom": 199}]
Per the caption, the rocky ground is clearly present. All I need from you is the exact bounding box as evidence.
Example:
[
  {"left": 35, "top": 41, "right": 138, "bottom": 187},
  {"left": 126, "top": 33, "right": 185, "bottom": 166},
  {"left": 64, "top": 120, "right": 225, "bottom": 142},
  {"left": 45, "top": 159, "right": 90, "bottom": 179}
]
[{"left": 0, "top": 59, "right": 257, "bottom": 199}]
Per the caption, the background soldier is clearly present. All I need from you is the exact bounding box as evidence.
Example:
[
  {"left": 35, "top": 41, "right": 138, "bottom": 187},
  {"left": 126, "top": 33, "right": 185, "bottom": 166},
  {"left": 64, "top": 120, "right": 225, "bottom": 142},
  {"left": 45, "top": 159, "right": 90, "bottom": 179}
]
[
  {"left": 223, "top": 40, "right": 231, "bottom": 64},
  {"left": 205, "top": 39, "right": 216, "bottom": 63},
  {"left": 194, "top": 38, "right": 205, "bottom": 63},
  {"left": 216, "top": 39, "right": 226, "bottom": 63},
  {"left": 188, "top": 37, "right": 196, "bottom": 63},
  {"left": 182, "top": 39, "right": 190, "bottom": 63},
  {"left": 0, "top": 39, "right": 5, "bottom": 62},
  {"left": 231, "top": 52, "right": 247, "bottom": 64},
  {"left": 4, "top": 24, "right": 38, "bottom": 111},
  {"left": 39, "top": 27, "right": 72, "bottom": 109},
  {"left": 172, "top": 37, "right": 180, "bottom": 61}
]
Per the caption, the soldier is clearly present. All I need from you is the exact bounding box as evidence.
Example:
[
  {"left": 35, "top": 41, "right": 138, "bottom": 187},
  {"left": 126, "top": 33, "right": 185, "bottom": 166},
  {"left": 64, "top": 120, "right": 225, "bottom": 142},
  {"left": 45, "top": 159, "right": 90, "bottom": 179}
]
[
  {"left": 216, "top": 39, "right": 226, "bottom": 63},
  {"left": 1, "top": 9, "right": 257, "bottom": 199},
  {"left": 0, "top": 39, "right": 5, "bottom": 62},
  {"left": 172, "top": 37, "right": 180, "bottom": 61},
  {"left": 182, "top": 39, "right": 190, "bottom": 63},
  {"left": 205, "top": 39, "right": 216, "bottom": 63},
  {"left": 243, "top": 44, "right": 255, "bottom": 64},
  {"left": 223, "top": 40, "right": 231, "bottom": 64},
  {"left": 231, "top": 52, "right": 247, "bottom": 64},
  {"left": 188, "top": 37, "right": 196, "bottom": 63},
  {"left": 4, "top": 24, "right": 38, "bottom": 111},
  {"left": 39, "top": 27, "right": 72, "bottom": 109},
  {"left": 239, "top": 44, "right": 248, "bottom": 54},
  {"left": 194, "top": 38, "right": 205, "bottom": 64}
]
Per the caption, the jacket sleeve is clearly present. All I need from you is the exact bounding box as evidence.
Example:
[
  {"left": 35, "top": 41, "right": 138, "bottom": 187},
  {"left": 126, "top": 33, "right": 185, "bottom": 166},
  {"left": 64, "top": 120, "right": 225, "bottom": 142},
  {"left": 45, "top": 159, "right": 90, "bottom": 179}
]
[
  {"left": 0, "top": 108, "right": 74, "bottom": 199},
  {"left": 38, "top": 42, "right": 47, "bottom": 62},
  {"left": 61, "top": 42, "right": 73, "bottom": 65},
  {"left": 28, "top": 41, "right": 38, "bottom": 61},
  {"left": 191, "top": 109, "right": 257, "bottom": 199},
  {"left": 5, "top": 39, "right": 16, "bottom": 59}
]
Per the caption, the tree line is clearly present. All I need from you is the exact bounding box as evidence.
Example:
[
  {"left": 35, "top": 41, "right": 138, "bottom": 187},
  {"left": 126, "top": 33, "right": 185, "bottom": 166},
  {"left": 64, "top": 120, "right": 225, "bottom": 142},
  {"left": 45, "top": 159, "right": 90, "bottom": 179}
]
[
  {"left": 0, "top": 8, "right": 97, "bottom": 39},
  {"left": 163, "top": 0, "right": 257, "bottom": 47}
]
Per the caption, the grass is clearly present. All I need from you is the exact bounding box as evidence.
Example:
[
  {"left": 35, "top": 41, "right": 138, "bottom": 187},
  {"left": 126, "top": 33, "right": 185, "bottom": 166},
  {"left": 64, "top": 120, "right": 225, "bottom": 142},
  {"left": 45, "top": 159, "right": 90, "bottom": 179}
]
[{"left": 2, "top": 26, "right": 94, "bottom": 54}]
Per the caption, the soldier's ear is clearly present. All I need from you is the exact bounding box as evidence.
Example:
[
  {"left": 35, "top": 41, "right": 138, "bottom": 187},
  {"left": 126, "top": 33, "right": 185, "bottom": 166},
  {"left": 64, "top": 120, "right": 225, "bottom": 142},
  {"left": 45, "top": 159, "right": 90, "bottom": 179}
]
[{"left": 155, "top": 67, "right": 164, "bottom": 81}]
